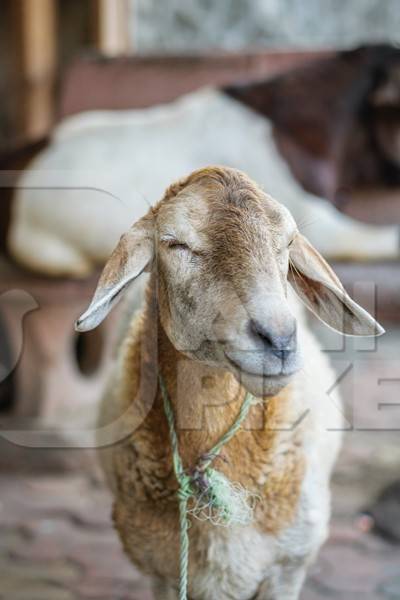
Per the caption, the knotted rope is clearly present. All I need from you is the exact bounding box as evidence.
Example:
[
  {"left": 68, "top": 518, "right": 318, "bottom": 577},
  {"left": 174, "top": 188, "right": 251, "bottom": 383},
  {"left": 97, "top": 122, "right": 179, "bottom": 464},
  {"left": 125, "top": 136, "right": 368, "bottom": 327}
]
[{"left": 159, "top": 375, "right": 258, "bottom": 600}]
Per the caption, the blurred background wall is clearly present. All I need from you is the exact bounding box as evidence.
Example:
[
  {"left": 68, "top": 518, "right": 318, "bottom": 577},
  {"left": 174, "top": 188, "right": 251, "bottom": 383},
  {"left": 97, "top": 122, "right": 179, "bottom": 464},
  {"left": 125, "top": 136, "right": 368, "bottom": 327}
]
[
  {"left": 133, "top": 0, "right": 400, "bottom": 52},
  {"left": 1, "top": 0, "right": 399, "bottom": 155},
  {"left": 0, "top": 4, "right": 15, "bottom": 152}
]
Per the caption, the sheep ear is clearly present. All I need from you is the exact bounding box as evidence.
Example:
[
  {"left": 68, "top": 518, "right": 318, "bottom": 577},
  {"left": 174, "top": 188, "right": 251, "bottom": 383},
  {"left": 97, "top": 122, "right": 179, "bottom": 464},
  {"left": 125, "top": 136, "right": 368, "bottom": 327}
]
[
  {"left": 288, "top": 233, "right": 384, "bottom": 336},
  {"left": 75, "top": 215, "right": 154, "bottom": 332}
]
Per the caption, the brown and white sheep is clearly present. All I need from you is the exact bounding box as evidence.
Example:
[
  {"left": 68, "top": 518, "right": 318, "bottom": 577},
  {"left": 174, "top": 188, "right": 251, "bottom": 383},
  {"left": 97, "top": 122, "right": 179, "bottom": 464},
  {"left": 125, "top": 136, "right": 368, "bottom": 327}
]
[{"left": 76, "top": 166, "right": 383, "bottom": 600}]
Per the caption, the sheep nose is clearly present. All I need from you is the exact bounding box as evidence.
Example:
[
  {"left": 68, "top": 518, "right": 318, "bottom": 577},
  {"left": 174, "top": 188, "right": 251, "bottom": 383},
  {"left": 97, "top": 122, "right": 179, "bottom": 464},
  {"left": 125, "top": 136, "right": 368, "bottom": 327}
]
[{"left": 251, "top": 320, "right": 297, "bottom": 361}]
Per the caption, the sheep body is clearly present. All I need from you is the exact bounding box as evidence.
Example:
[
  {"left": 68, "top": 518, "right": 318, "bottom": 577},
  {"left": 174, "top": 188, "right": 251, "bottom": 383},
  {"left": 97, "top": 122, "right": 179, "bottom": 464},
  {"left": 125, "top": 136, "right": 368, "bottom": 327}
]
[
  {"left": 97, "top": 287, "right": 343, "bottom": 600},
  {"left": 9, "top": 88, "right": 398, "bottom": 276}
]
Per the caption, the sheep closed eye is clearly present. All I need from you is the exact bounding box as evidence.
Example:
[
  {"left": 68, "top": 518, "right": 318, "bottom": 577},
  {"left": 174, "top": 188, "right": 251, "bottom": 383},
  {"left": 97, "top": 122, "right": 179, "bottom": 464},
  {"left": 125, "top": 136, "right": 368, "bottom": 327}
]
[
  {"left": 162, "top": 238, "right": 203, "bottom": 260},
  {"left": 167, "top": 240, "right": 191, "bottom": 252}
]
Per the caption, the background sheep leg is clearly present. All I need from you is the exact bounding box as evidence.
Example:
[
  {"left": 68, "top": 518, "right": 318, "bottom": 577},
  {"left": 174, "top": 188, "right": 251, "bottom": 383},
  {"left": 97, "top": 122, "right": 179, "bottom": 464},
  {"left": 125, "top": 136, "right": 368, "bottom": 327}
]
[{"left": 289, "top": 193, "right": 399, "bottom": 261}]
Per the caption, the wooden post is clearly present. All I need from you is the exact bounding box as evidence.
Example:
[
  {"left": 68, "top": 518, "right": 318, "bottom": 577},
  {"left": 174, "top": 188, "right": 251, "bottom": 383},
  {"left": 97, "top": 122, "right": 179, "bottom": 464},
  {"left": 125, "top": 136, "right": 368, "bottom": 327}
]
[
  {"left": 92, "top": 0, "right": 132, "bottom": 56},
  {"left": 12, "top": 0, "right": 58, "bottom": 142}
]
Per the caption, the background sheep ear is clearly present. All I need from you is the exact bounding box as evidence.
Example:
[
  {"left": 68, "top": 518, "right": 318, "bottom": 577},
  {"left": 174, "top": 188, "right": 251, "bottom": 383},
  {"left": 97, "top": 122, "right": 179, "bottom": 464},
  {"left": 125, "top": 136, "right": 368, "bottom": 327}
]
[
  {"left": 75, "top": 215, "right": 154, "bottom": 332},
  {"left": 288, "top": 233, "right": 384, "bottom": 336}
]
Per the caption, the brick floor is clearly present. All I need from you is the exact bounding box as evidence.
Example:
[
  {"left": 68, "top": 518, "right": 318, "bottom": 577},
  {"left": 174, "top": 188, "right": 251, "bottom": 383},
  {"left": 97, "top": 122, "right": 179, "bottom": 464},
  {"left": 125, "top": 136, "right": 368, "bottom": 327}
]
[
  {"left": 0, "top": 468, "right": 399, "bottom": 600},
  {"left": 0, "top": 473, "right": 152, "bottom": 600}
]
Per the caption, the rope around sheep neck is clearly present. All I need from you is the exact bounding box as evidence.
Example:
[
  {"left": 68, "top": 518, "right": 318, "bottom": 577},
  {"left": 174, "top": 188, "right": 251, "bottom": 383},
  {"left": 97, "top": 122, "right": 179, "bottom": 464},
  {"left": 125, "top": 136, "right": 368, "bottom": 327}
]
[{"left": 158, "top": 374, "right": 257, "bottom": 600}]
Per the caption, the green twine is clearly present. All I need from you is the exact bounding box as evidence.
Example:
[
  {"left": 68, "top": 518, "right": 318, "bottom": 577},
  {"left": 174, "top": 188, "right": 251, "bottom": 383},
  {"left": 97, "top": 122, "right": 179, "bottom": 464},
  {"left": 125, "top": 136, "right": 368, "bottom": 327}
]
[{"left": 159, "top": 374, "right": 257, "bottom": 600}]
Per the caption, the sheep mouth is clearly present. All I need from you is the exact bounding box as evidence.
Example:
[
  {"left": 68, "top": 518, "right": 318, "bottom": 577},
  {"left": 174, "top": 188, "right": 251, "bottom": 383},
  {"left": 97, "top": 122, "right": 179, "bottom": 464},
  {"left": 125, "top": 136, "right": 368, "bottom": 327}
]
[{"left": 224, "top": 353, "right": 294, "bottom": 380}]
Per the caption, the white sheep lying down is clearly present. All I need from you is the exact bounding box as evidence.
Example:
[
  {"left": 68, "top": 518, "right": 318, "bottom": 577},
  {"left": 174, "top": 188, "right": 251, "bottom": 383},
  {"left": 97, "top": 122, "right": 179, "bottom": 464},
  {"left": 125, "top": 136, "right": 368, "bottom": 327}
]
[{"left": 9, "top": 88, "right": 399, "bottom": 277}]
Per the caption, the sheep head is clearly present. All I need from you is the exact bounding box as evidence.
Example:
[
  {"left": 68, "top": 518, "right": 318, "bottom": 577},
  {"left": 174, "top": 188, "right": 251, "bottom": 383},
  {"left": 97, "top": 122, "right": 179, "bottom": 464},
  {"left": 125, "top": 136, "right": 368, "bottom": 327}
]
[{"left": 76, "top": 166, "right": 383, "bottom": 396}]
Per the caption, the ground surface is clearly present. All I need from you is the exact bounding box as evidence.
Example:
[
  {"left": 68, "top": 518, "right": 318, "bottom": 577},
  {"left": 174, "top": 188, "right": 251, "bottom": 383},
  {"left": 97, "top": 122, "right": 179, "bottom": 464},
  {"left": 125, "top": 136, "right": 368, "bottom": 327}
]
[{"left": 1, "top": 324, "right": 400, "bottom": 599}]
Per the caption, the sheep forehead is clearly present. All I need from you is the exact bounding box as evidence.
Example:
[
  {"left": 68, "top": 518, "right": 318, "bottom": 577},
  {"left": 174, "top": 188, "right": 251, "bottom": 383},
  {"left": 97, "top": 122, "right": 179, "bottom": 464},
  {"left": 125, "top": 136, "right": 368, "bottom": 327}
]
[
  {"left": 157, "top": 189, "right": 209, "bottom": 247},
  {"left": 156, "top": 170, "right": 295, "bottom": 254}
]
